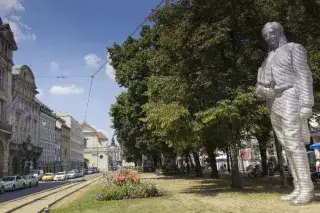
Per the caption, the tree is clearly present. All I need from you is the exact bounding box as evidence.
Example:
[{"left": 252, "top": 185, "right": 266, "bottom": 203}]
[{"left": 108, "top": 26, "right": 161, "bottom": 163}]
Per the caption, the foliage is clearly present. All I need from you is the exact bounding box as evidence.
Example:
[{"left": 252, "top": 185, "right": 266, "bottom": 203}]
[
  {"left": 134, "top": 166, "right": 144, "bottom": 172},
  {"left": 97, "top": 169, "right": 164, "bottom": 201},
  {"left": 108, "top": 0, "right": 320, "bottom": 185}
]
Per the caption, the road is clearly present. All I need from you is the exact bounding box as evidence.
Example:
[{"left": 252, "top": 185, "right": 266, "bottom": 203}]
[{"left": 0, "top": 175, "right": 96, "bottom": 204}]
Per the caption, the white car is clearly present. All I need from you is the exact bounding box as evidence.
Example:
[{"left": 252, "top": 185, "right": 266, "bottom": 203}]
[
  {"left": 54, "top": 172, "right": 68, "bottom": 181},
  {"left": 0, "top": 180, "right": 5, "bottom": 194},
  {"left": 1, "top": 176, "right": 26, "bottom": 191},
  {"left": 67, "top": 171, "right": 77, "bottom": 179},
  {"left": 23, "top": 175, "right": 39, "bottom": 187}
]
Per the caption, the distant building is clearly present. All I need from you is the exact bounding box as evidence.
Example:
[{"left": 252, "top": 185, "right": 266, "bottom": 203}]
[
  {"left": 81, "top": 122, "right": 108, "bottom": 171},
  {"left": 9, "top": 65, "right": 42, "bottom": 176},
  {"left": 56, "top": 118, "right": 71, "bottom": 171},
  {"left": 108, "top": 136, "right": 122, "bottom": 171},
  {"left": 38, "top": 103, "right": 57, "bottom": 173},
  {"left": 57, "top": 113, "right": 84, "bottom": 169},
  {"left": 0, "top": 17, "right": 17, "bottom": 177}
]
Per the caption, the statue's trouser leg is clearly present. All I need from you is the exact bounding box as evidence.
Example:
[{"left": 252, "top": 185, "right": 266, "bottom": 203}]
[
  {"left": 281, "top": 116, "right": 314, "bottom": 205},
  {"left": 281, "top": 152, "right": 300, "bottom": 200},
  {"left": 270, "top": 113, "right": 300, "bottom": 200},
  {"left": 290, "top": 148, "right": 314, "bottom": 205}
]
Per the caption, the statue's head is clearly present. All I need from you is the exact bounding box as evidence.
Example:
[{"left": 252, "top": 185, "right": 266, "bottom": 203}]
[{"left": 262, "top": 22, "right": 287, "bottom": 50}]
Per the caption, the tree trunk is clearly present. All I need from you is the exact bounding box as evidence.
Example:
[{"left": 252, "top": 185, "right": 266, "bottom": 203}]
[
  {"left": 230, "top": 143, "right": 243, "bottom": 189},
  {"left": 226, "top": 147, "right": 231, "bottom": 173},
  {"left": 192, "top": 151, "right": 203, "bottom": 177},
  {"left": 152, "top": 154, "right": 158, "bottom": 170},
  {"left": 185, "top": 155, "right": 190, "bottom": 175},
  {"left": 274, "top": 131, "right": 288, "bottom": 186},
  {"left": 259, "top": 147, "right": 268, "bottom": 176},
  {"left": 208, "top": 151, "right": 219, "bottom": 179}
]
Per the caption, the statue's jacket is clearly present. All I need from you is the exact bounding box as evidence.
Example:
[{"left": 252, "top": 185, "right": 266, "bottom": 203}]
[{"left": 257, "top": 42, "right": 314, "bottom": 119}]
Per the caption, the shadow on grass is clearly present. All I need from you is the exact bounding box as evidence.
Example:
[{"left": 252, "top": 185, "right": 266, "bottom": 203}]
[
  {"left": 143, "top": 171, "right": 233, "bottom": 180},
  {"left": 181, "top": 176, "right": 320, "bottom": 202}
]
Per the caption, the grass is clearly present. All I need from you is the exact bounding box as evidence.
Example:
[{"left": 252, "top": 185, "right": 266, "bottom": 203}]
[{"left": 51, "top": 174, "right": 320, "bottom": 213}]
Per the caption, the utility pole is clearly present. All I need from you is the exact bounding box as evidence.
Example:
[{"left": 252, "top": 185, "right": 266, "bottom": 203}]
[{"left": 96, "top": 143, "right": 99, "bottom": 169}]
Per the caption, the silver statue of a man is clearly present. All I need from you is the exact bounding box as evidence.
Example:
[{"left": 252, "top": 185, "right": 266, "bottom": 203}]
[{"left": 256, "top": 22, "right": 314, "bottom": 205}]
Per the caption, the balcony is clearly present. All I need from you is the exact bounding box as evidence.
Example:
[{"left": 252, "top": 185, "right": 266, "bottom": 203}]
[{"left": 33, "top": 146, "right": 43, "bottom": 155}]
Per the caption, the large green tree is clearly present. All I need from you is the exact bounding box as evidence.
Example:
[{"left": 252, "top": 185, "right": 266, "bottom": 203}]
[{"left": 109, "top": 26, "right": 165, "bottom": 165}]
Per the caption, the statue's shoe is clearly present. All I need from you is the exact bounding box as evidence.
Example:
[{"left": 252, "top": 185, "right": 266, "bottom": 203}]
[
  {"left": 280, "top": 190, "right": 299, "bottom": 201},
  {"left": 291, "top": 192, "right": 314, "bottom": 205}
]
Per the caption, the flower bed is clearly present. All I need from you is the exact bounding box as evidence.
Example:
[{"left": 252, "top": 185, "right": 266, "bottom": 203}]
[{"left": 97, "top": 168, "right": 164, "bottom": 201}]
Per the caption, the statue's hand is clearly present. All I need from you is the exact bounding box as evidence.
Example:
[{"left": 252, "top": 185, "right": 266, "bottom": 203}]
[
  {"left": 300, "top": 107, "right": 312, "bottom": 119},
  {"left": 264, "top": 88, "right": 276, "bottom": 99},
  {"left": 255, "top": 85, "right": 275, "bottom": 99}
]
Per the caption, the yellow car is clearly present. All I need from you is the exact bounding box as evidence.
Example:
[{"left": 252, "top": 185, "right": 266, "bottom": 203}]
[{"left": 42, "top": 173, "right": 54, "bottom": 182}]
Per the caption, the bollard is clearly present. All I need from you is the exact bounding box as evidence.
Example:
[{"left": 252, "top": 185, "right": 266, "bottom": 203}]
[{"left": 44, "top": 206, "right": 50, "bottom": 213}]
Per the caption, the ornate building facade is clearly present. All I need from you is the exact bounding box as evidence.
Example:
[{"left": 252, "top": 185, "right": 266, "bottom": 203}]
[
  {"left": 9, "top": 65, "right": 42, "bottom": 175},
  {"left": 108, "top": 136, "right": 122, "bottom": 171},
  {"left": 0, "top": 18, "right": 17, "bottom": 177}
]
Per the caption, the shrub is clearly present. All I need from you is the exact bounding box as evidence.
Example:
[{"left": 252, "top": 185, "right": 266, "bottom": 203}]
[
  {"left": 134, "top": 166, "right": 143, "bottom": 172},
  {"left": 97, "top": 169, "right": 164, "bottom": 201}
]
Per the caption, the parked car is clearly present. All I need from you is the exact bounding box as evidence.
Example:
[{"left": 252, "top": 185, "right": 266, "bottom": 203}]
[
  {"left": 67, "top": 171, "right": 77, "bottom": 179},
  {"left": 72, "top": 169, "right": 81, "bottom": 177},
  {"left": 54, "top": 172, "right": 68, "bottom": 181},
  {"left": 0, "top": 179, "right": 5, "bottom": 194},
  {"left": 23, "top": 175, "right": 38, "bottom": 187},
  {"left": 42, "top": 173, "right": 55, "bottom": 182},
  {"left": 1, "top": 176, "right": 26, "bottom": 191},
  {"left": 29, "top": 170, "right": 44, "bottom": 181},
  {"left": 87, "top": 168, "right": 93, "bottom": 174},
  {"left": 82, "top": 169, "right": 88, "bottom": 175}
]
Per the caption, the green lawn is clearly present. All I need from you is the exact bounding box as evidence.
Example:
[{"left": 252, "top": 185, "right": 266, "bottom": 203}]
[{"left": 51, "top": 175, "right": 320, "bottom": 213}]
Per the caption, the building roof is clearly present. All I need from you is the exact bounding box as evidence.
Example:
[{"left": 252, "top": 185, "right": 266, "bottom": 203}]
[
  {"left": 97, "top": 132, "right": 108, "bottom": 142},
  {"left": 81, "top": 121, "right": 98, "bottom": 132},
  {"left": 81, "top": 121, "right": 91, "bottom": 128},
  {"left": 38, "top": 100, "right": 56, "bottom": 119}
]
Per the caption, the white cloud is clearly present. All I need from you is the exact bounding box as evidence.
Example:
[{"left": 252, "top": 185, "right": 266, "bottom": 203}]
[
  {"left": 105, "top": 53, "right": 115, "bottom": 80},
  {"left": 84, "top": 53, "right": 101, "bottom": 68},
  {"left": 36, "top": 89, "right": 43, "bottom": 98},
  {"left": 3, "top": 16, "right": 36, "bottom": 42},
  {"left": 49, "top": 85, "right": 84, "bottom": 95},
  {"left": 0, "top": 0, "right": 25, "bottom": 11},
  {"left": 50, "top": 61, "right": 59, "bottom": 72},
  {"left": 1, "top": 0, "right": 36, "bottom": 43}
]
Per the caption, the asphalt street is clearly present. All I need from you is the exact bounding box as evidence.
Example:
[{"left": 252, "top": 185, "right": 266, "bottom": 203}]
[{"left": 0, "top": 175, "right": 95, "bottom": 203}]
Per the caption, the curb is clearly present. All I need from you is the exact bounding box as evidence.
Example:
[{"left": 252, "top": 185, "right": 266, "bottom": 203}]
[
  {"left": 2, "top": 175, "right": 101, "bottom": 213},
  {"left": 38, "top": 175, "right": 103, "bottom": 213}
]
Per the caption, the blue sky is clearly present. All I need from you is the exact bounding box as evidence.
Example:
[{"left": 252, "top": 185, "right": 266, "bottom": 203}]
[{"left": 0, "top": 0, "right": 161, "bottom": 143}]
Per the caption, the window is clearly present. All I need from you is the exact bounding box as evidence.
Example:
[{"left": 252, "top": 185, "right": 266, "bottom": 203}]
[
  {"left": 0, "top": 41, "right": 4, "bottom": 53},
  {"left": 0, "top": 68, "right": 4, "bottom": 89},
  {"left": 4, "top": 45, "right": 8, "bottom": 56}
]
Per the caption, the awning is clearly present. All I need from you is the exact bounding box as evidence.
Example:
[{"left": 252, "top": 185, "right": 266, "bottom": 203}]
[{"left": 310, "top": 142, "right": 320, "bottom": 150}]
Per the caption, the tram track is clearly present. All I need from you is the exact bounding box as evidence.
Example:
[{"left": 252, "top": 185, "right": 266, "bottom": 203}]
[{"left": 1, "top": 174, "right": 103, "bottom": 213}]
